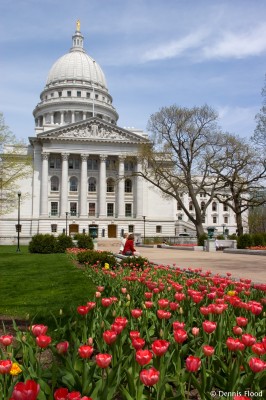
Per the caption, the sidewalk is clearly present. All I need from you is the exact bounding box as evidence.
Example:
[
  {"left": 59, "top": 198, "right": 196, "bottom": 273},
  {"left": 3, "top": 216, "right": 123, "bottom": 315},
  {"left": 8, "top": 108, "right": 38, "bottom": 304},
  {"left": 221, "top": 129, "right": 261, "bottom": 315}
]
[{"left": 97, "top": 240, "right": 266, "bottom": 283}]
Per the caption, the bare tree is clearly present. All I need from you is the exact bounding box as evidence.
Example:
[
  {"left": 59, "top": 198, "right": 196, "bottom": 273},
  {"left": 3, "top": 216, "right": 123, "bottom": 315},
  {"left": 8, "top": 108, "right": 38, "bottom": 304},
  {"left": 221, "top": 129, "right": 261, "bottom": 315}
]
[
  {"left": 208, "top": 133, "right": 266, "bottom": 236},
  {"left": 251, "top": 76, "right": 266, "bottom": 155},
  {"left": 0, "top": 113, "right": 32, "bottom": 215},
  {"left": 136, "top": 105, "right": 222, "bottom": 238}
]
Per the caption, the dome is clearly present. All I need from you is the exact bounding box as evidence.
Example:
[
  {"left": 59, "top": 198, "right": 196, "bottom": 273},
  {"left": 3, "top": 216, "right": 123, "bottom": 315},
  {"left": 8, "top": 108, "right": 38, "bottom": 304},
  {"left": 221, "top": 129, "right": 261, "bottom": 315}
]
[{"left": 46, "top": 51, "right": 107, "bottom": 89}]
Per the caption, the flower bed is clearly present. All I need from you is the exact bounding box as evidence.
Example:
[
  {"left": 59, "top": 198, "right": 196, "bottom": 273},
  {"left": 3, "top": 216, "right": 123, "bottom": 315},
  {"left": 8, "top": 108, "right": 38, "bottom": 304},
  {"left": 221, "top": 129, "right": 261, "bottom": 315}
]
[{"left": 1, "top": 255, "right": 266, "bottom": 399}]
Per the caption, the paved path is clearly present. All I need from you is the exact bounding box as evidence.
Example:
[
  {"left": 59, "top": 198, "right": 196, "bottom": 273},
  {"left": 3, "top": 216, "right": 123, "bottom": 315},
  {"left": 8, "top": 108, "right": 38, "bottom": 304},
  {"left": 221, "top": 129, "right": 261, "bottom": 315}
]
[{"left": 97, "top": 240, "right": 266, "bottom": 283}]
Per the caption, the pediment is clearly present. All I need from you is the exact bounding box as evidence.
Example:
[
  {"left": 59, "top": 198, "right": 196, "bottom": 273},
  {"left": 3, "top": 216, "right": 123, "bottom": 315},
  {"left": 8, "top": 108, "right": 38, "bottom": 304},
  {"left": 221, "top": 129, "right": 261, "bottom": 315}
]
[{"left": 36, "top": 117, "right": 149, "bottom": 144}]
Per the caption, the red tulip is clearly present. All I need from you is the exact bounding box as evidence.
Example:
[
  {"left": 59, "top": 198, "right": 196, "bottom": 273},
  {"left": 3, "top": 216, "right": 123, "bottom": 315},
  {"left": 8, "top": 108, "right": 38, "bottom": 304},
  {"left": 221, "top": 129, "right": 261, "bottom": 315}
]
[
  {"left": 56, "top": 341, "right": 69, "bottom": 354},
  {"left": 157, "top": 310, "right": 171, "bottom": 319},
  {"left": 202, "top": 320, "right": 217, "bottom": 334},
  {"left": 36, "top": 335, "right": 52, "bottom": 348},
  {"left": 131, "top": 337, "right": 145, "bottom": 350},
  {"left": 250, "top": 303, "right": 263, "bottom": 315},
  {"left": 139, "top": 367, "right": 160, "bottom": 386},
  {"left": 87, "top": 301, "right": 96, "bottom": 310},
  {"left": 145, "top": 301, "right": 153, "bottom": 309},
  {"left": 130, "top": 331, "right": 141, "bottom": 340},
  {"left": 236, "top": 317, "right": 248, "bottom": 327},
  {"left": 157, "top": 299, "right": 169, "bottom": 309},
  {"left": 233, "top": 396, "right": 251, "bottom": 400},
  {"left": 54, "top": 388, "right": 93, "bottom": 400},
  {"left": 101, "top": 298, "right": 112, "bottom": 307},
  {"left": 251, "top": 343, "right": 266, "bottom": 356},
  {"left": 78, "top": 345, "right": 93, "bottom": 359},
  {"left": 0, "top": 334, "right": 13, "bottom": 346},
  {"left": 202, "top": 345, "right": 215, "bottom": 357},
  {"left": 54, "top": 387, "right": 69, "bottom": 400},
  {"left": 111, "top": 323, "right": 124, "bottom": 334},
  {"left": 169, "top": 302, "right": 179, "bottom": 311},
  {"left": 151, "top": 339, "right": 170, "bottom": 356},
  {"left": 97, "top": 285, "right": 105, "bottom": 292},
  {"left": 95, "top": 353, "right": 112, "bottom": 368},
  {"left": 262, "top": 336, "right": 266, "bottom": 350},
  {"left": 172, "top": 321, "right": 185, "bottom": 330},
  {"left": 174, "top": 293, "right": 185, "bottom": 301},
  {"left": 192, "top": 327, "right": 200, "bottom": 336},
  {"left": 103, "top": 330, "right": 117, "bottom": 345},
  {"left": 136, "top": 349, "right": 153, "bottom": 366},
  {"left": 144, "top": 292, "right": 153, "bottom": 299},
  {"left": 249, "top": 357, "right": 266, "bottom": 373},
  {"left": 0, "top": 359, "right": 12, "bottom": 374},
  {"left": 11, "top": 380, "right": 40, "bottom": 400},
  {"left": 186, "top": 355, "right": 201, "bottom": 372},
  {"left": 241, "top": 334, "right": 256, "bottom": 347},
  {"left": 67, "top": 392, "right": 82, "bottom": 400},
  {"left": 226, "top": 337, "right": 245, "bottom": 352},
  {"left": 31, "top": 324, "right": 48, "bottom": 337},
  {"left": 131, "top": 309, "right": 143, "bottom": 318},
  {"left": 114, "top": 317, "right": 128, "bottom": 328},
  {"left": 174, "top": 328, "right": 188, "bottom": 344},
  {"left": 232, "top": 326, "right": 243, "bottom": 336},
  {"left": 77, "top": 305, "right": 89, "bottom": 315}
]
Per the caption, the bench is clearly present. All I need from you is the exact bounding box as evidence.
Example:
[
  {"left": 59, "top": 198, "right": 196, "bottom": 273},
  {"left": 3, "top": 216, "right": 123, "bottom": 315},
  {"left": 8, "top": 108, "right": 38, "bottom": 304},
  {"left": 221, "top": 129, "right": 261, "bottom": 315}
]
[{"left": 216, "top": 240, "right": 237, "bottom": 251}]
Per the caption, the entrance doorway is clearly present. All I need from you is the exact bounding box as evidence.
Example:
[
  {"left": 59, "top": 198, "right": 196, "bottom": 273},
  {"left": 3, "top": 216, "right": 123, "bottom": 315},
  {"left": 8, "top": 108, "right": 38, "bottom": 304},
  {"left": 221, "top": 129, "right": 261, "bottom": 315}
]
[
  {"left": 108, "top": 224, "right": 117, "bottom": 238},
  {"left": 69, "top": 224, "right": 79, "bottom": 236}
]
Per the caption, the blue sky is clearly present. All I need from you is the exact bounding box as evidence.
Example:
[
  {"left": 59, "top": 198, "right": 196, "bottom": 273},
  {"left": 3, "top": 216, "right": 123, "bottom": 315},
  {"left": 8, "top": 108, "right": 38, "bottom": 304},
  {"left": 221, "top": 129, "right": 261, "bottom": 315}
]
[{"left": 0, "top": 0, "right": 265, "bottom": 141}]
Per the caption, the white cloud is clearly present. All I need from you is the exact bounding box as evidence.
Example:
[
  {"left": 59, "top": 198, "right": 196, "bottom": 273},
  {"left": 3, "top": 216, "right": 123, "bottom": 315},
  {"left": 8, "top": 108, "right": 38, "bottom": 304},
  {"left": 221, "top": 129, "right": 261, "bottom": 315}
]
[{"left": 217, "top": 105, "right": 259, "bottom": 137}]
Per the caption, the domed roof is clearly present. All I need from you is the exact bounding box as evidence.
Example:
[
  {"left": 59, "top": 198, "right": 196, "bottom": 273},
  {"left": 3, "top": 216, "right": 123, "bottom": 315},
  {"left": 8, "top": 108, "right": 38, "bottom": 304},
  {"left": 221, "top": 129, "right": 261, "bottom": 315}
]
[{"left": 45, "top": 27, "right": 107, "bottom": 89}]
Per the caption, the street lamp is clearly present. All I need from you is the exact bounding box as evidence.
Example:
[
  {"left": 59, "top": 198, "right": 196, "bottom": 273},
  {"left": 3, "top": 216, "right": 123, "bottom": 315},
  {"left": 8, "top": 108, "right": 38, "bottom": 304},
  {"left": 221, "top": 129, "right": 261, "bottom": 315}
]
[
  {"left": 16, "top": 190, "right": 21, "bottom": 252},
  {"left": 143, "top": 216, "right": 146, "bottom": 244},
  {"left": 65, "top": 212, "right": 69, "bottom": 236}
]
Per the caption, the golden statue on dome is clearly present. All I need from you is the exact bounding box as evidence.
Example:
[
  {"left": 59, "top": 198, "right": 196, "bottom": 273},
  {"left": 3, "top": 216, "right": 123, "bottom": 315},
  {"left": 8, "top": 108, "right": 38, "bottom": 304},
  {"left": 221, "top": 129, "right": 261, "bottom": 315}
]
[{"left": 76, "top": 20, "right": 81, "bottom": 31}]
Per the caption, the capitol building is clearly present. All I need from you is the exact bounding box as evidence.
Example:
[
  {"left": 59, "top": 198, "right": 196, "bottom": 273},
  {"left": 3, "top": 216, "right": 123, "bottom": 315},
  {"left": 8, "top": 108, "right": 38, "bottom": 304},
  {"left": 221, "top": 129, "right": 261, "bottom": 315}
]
[{"left": 0, "top": 23, "right": 237, "bottom": 243}]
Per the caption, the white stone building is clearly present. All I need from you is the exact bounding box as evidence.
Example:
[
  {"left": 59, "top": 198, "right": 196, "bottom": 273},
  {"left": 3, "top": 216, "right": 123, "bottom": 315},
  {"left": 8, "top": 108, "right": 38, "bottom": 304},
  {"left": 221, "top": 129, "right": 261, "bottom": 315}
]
[{"left": 0, "top": 24, "right": 238, "bottom": 244}]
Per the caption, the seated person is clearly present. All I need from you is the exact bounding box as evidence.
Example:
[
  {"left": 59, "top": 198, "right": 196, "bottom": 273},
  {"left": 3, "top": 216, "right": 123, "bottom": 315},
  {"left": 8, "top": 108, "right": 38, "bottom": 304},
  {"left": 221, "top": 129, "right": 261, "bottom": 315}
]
[
  {"left": 119, "top": 232, "right": 128, "bottom": 254},
  {"left": 122, "top": 234, "right": 140, "bottom": 256}
]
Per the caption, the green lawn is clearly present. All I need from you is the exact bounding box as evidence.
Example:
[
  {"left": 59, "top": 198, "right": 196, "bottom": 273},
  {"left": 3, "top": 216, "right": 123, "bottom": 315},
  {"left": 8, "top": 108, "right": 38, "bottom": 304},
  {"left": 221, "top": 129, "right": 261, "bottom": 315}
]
[{"left": 0, "top": 246, "right": 95, "bottom": 324}]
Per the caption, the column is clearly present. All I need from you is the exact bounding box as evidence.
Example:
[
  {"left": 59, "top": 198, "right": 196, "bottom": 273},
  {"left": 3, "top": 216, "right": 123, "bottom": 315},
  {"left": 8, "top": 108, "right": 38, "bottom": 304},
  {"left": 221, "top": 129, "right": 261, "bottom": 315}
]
[
  {"left": 80, "top": 154, "right": 88, "bottom": 217},
  {"left": 50, "top": 113, "right": 54, "bottom": 125},
  {"left": 40, "top": 152, "right": 49, "bottom": 216},
  {"left": 71, "top": 111, "right": 75, "bottom": 123},
  {"left": 60, "top": 153, "right": 69, "bottom": 216},
  {"left": 117, "top": 156, "right": 125, "bottom": 217},
  {"left": 99, "top": 155, "right": 107, "bottom": 217},
  {"left": 60, "top": 112, "right": 64, "bottom": 124},
  {"left": 136, "top": 159, "right": 143, "bottom": 218},
  {"left": 83, "top": 112, "right": 86, "bottom": 120}
]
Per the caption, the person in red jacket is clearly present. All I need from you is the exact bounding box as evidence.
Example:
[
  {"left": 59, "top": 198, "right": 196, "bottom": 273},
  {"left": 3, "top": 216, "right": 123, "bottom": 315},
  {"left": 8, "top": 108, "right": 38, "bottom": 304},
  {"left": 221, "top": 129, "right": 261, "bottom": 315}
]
[{"left": 122, "top": 234, "right": 140, "bottom": 256}]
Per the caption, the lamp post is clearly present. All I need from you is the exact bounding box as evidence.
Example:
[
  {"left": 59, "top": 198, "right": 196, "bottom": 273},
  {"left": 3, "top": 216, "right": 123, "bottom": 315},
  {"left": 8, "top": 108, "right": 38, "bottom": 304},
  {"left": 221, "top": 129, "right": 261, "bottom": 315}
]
[
  {"left": 16, "top": 190, "right": 21, "bottom": 253},
  {"left": 65, "top": 212, "right": 69, "bottom": 236},
  {"left": 222, "top": 224, "right": 226, "bottom": 235},
  {"left": 143, "top": 215, "right": 146, "bottom": 244}
]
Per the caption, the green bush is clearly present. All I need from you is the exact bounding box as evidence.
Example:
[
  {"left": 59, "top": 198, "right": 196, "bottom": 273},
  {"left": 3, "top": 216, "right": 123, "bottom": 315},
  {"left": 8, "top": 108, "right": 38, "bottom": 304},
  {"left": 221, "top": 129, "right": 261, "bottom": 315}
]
[
  {"left": 216, "top": 234, "right": 225, "bottom": 240},
  {"left": 74, "top": 233, "right": 94, "bottom": 249},
  {"left": 119, "top": 256, "right": 149, "bottom": 270},
  {"left": 77, "top": 250, "right": 117, "bottom": 268},
  {"left": 29, "top": 234, "right": 57, "bottom": 254},
  {"left": 198, "top": 233, "right": 208, "bottom": 246},
  {"left": 55, "top": 234, "right": 74, "bottom": 253},
  {"left": 237, "top": 234, "right": 253, "bottom": 249},
  {"left": 228, "top": 233, "right": 237, "bottom": 240},
  {"left": 252, "top": 233, "right": 266, "bottom": 247}
]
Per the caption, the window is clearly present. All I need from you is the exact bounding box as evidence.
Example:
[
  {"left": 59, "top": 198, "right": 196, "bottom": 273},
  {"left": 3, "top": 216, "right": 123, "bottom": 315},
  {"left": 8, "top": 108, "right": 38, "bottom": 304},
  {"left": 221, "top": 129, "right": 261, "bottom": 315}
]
[
  {"left": 213, "top": 216, "right": 217, "bottom": 224},
  {"left": 223, "top": 204, "right": 228, "bottom": 211},
  {"left": 125, "top": 161, "right": 134, "bottom": 171},
  {"left": 69, "top": 158, "right": 80, "bottom": 169},
  {"left": 125, "top": 203, "right": 132, "bottom": 217},
  {"left": 189, "top": 201, "right": 193, "bottom": 211},
  {"left": 58, "top": 91, "right": 62, "bottom": 97},
  {"left": 70, "top": 202, "right": 77, "bottom": 216},
  {"left": 49, "top": 156, "right": 61, "bottom": 169},
  {"left": 128, "top": 225, "right": 134, "bottom": 233},
  {"left": 201, "top": 202, "right": 205, "bottom": 211},
  {"left": 177, "top": 203, "right": 182, "bottom": 211},
  {"left": 95, "top": 94, "right": 98, "bottom": 99},
  {"left": 51, "top": 176, "right": 59, "bottom": 191},
  {"left": 224, "top": 216, "right": 228, "bottom": 224},
  {"left": 107, "top": 178, "right": 115, "bottom": 193},
  {"left": 201, "top": 215, "right": 206, "bottom": 223},
  {"left": 69, "top": 177, "right": 78, "bottom": 191},
  {"left": 125, "top": 179, "right": 132, "bottom": 193},
  {"left": 88, "top": 177, "right": 96, "bottom": 192},
  {"left": 178, "top": 214, "right": 183, "bottom": 220},
  {"left": 156, "top": 226, "right": 162, "bottom": 233},
  {"left": 67, "top": 91, "right": 71, "bottom": 97},
  {"left": 107, "top": 203, "right": 114, "bottom": 217},
  {"left": 86, "top": 92, "right": 91, "bottom": 98},
  {"left": 87, "top": 158, "right": 98, "bottom": 170},
  {"left": 89, "top": 203, "right": 96, "bottom": 216},
  {"left": 51, "top": 224, "right": 57, "bottom": 233},
  {"left": 212, "top": 202, "right": 217, "bottom": 211},
  {"left": 51, "top": 202, "right": 58, "bottom": 216},
  {"left": 77, "top": 91, "right": 81, "bottom": 97},
  {"left": 200, "top": 192, "right": 205, "bottom": 197},
  {"left": 106, "top": 159, "right": 117, "bottom": 170},
  {"left": 50, "top": 92, "right": 54, "bottom": 97}
]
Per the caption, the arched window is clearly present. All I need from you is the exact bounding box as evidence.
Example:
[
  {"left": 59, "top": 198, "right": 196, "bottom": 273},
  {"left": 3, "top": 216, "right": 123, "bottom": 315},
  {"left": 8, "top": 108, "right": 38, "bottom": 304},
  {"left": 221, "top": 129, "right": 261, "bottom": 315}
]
[
  {"left": 189, "top": 201, "right": 193, "bottom": 211},
  {"left": 88, "top": 177, "right": 96, "bottom": 192},
  {"left": 69, "top": 177, "right": 78, "bottom": 192},
  {"left": 51, "top": 176, "right": 59, "bottom": 191},
  {"left": 201, "top": 201, "right": 205, "bottom": 211},
  {"left": 125, "top": 179, "right": 132, "bottom": 193},
  {"left": 212, "top": 202, "right": 217, "bottom": 211},
  {"left": 107, "top": 178, "right": 115, "bottom": 193}
]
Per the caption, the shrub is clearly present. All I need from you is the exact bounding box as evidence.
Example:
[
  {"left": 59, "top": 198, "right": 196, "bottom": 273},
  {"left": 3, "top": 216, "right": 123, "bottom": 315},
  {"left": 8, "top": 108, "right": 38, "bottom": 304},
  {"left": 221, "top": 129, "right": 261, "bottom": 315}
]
[
  {"left": 28, "top": 234, "right": 57, "bottom": 253},
  {"left": 252, "top": 233, "right": 266, "bottom": 247},
  {"left": 198, "top": 233, "right": 208, "bottom": 246},
  {"left": 77, "top": 250, "right": 117, "bottom": 268},
  {"left": 74, "top": 233, "right": 94, "bottom": 249},
  {"left": 119, "top": 256, "right": 149, "bottom": 269},
  {"left": 55, "top": 234, "right": 74, "bottom": 253},
  {"left": 237, "top": 234, "right": 253, "bottom": 249},
  {"left": 228, "top": 233, "right": 237, "bottom": 240},
  {"left": 216, "top": 234, "right": 225, "bottom": 240}
]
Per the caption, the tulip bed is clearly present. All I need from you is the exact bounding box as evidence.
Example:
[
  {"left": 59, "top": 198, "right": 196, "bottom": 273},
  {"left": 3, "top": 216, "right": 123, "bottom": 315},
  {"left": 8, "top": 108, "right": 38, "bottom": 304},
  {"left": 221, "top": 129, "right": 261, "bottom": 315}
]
[{"left": 0, "top": 251, "right": 266, "bottom": 400}]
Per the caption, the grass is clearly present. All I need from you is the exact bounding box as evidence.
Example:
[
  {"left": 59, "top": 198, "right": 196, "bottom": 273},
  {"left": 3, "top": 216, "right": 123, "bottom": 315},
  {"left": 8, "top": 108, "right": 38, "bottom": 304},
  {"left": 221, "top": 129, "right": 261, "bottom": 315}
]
[{"left": 0, "top": 246, "right": 95, "bottom": 324}]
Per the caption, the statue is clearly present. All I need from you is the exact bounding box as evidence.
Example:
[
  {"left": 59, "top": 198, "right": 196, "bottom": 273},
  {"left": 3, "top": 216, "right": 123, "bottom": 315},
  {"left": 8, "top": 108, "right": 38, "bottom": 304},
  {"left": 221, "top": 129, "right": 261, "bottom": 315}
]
[{"left": 76, "top": 20, "right": 81, "bottom": 32}]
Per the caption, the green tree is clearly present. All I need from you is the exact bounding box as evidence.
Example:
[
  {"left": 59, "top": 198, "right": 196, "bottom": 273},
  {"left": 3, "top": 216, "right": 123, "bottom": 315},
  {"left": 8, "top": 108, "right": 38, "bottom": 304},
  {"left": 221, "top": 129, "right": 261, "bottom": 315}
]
[
  {"left": 0, "top": 112, "right": 32, "bottom": 215},
  {"left": 136, "top": 104, "right": 221, "bottom": 238}
]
